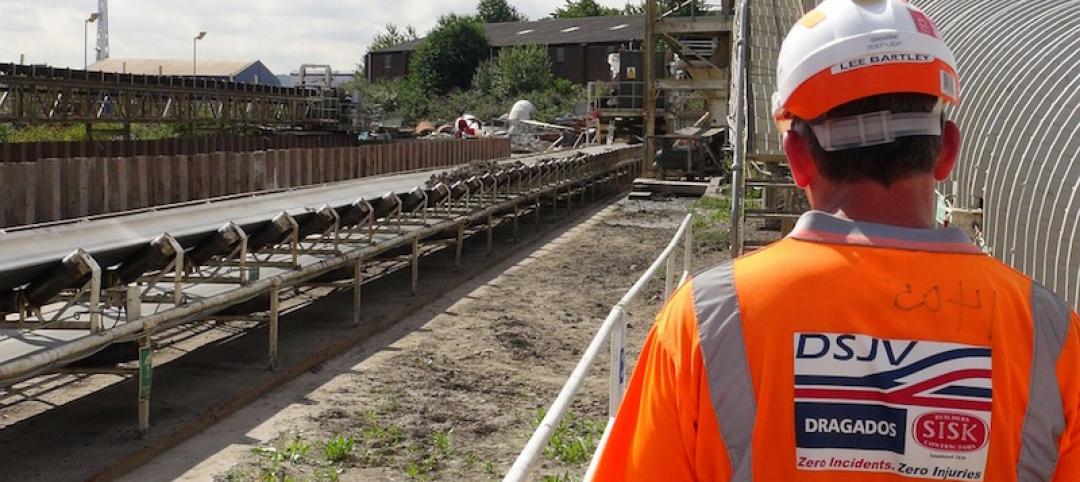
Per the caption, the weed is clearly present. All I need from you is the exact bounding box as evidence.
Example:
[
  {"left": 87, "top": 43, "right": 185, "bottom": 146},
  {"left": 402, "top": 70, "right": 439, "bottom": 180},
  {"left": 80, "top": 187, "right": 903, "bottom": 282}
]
[
  {"left": 541, "top": 473, "right": 573, "bottom": 482},
  {"left": 323, "top": 434, "right": 355, "bottom": 462},
  {"left": 282, "top": 437, "right": 312, "bottom": 463},
  {"left": 483, "top": 458, "right": 498, "bottom": 478},
  {"left": 248, "top": 434, "right": 308, "bottom": 464},
  {"left": 432, "top": 429, "right": 453, "bottom": 457},
  {"left": 542, "top": 411, "right": 606, "bottom": 465},
  {"left": 689, "top": 195, "right": 732, "bottom": 250},
  {"left": 465, "top": 451, "right": 478, "bottom": 469},
  {"left": 313, "top": 466, "right": 342, "bottom": 482},
  {"left": 216, "top": 466, "right": 258, "bottom": 482}
]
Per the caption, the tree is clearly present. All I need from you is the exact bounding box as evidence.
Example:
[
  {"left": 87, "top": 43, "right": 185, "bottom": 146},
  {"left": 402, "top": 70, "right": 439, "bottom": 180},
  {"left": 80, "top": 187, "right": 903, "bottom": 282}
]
[
  {"left": 621, "top": 1, "right": 645, "bottom": 15},
  {"left": 370, "top": 23, "right": 419, "bottom": 52},
  {"left": 472, "top": 45, "right": 584, "bottom": 121},
  {"left": 481, "top": 45, "right": 555, "bottom": 98},
  {"left": 408, "top": 14, "right": 490, "bottom": 96},
  {"left": 477, "top": 0, "right": 527, "bottom": 23},
  {"left": 550, "top": 0, "right": 622, "bottom": 18}
]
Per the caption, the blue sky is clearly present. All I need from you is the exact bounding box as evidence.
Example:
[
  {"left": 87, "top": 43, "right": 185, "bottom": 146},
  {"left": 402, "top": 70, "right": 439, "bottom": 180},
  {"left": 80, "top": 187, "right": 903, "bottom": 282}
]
[{"left": 0, "top": 0, "right": 634, "bottom": 73}]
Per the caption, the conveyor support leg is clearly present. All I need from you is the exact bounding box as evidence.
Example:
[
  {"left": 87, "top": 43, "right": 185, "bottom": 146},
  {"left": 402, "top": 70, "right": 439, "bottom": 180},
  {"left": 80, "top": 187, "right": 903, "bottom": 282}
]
[
  {"left": 411, "top": 239, "right": 419, "bottom": 295},
  {"left": 353, "top": 259, "right": 363, "bottom": 326},
  {"left": 268, "top": 280, "right": 280, "bottom": 371},
  {"left": 455, "top": 222, "right": 464, "bottom": 271}
]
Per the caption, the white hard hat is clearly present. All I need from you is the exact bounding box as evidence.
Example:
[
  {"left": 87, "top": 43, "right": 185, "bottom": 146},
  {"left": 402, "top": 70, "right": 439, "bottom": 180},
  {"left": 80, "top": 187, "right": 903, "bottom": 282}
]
[{"left": 772, "top": 0, "right": 959, "bottom": 132}]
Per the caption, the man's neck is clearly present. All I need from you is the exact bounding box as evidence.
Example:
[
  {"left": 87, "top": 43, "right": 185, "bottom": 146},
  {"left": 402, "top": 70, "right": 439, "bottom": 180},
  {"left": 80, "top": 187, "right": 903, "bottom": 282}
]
[{"left": 806, "top": 176, "right": 938, "bottom": 229}]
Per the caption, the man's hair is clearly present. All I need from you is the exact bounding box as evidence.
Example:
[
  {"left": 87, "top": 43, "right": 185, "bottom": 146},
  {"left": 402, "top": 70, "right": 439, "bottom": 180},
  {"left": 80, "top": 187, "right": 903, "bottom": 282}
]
[{"left": 791, "top": 93, "right": 943, "bottom": 187}]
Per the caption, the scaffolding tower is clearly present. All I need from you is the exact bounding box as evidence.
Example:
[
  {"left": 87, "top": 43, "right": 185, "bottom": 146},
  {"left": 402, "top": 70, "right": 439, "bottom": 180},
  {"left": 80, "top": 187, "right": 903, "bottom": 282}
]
[{"left": 640, "top": 1, "right": 733, "bottom": 178}]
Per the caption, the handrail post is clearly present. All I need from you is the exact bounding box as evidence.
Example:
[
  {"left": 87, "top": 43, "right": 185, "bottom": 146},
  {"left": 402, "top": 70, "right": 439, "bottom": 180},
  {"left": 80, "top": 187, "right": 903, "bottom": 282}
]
[
  {"left": 608, "top": 305, "right": 627, "bottom": 417},
  {"left": 684, "top": 220, "right": 693, "bottom": 279},
  {"left": 665, "top": 253, "right": 675, "bottom": 300}
]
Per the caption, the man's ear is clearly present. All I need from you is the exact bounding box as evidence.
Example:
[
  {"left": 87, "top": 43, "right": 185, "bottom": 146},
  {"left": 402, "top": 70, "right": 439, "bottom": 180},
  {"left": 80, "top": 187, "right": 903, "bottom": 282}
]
[
  {"left": 784, "top": 129, "right": 816, "bottom": 188},
  {"left": 934, "top": 120, "right": 961, "bottom": 181}
]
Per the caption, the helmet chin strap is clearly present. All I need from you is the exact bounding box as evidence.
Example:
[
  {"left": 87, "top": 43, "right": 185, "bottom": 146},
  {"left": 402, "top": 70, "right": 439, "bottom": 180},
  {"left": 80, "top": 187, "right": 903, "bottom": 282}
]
[{"left": 810, "top": 101, "right": 944, "bottom": 151}]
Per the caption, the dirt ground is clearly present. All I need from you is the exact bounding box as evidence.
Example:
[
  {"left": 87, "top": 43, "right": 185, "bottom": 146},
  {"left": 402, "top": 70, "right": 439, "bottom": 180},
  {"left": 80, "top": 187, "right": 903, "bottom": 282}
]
[{"left": 120, "top": 196, "right": 730, "bottom": 482}]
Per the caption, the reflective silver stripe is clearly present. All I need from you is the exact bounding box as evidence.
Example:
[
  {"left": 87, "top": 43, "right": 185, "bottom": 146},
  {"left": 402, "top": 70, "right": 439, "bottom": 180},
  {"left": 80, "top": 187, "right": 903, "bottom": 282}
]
[
  {"left": 788, "top": 211, "right": 984, "bottom": 254},
  {"left": 1019, "top": 284, "right": 1070, "bottom": 481},
  {"left": 693, "top": 261, "right": 755, "bottom": 481}
]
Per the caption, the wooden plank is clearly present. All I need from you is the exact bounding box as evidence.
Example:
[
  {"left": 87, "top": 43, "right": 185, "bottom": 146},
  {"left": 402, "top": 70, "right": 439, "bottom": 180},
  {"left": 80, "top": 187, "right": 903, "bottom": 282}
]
[
  {"left": 351, "top": 146, "right": 361, "bottom": 178},
  {"left": 279, "top": 150, "right": 291, "bottom": 187},
  {"left": 192, "top": 153, "right": 211, "bottom": 200},
  {"left": 632, "top": 178, "right": 709, "bottom": 196},
  {"left": 108, "top": 158, "right": 129, "bottom": 213},
  {"left": 265, "top": 150, "right": 278, "bottom": 189},
  {"left": 36, "top": 159, "right": 63, "bottom": 222},
  {"left": 301, "top": 149, "right": 313, "bottom": 186},
  {"left": 0, "top": 164, "right": 14, "bottom": 226},
  {"left": 131, "top": 156, "right": 149, "bottom": 209},
  {"left": 152, "top": 155, "right": 172, "bottom": 206},
  {"left": 174, "top": 155, "right": 190, "bottom": 203},
  {"left": 210, "top": 152, "right": 227, "bottom": 198},
  {"left": 253, "top": 151, "right": 268, "bottom": 191},
  {"left": 314, "top": 149, "right": 325, "bottom": 184},
  {"left": 16, "top": 163, "right": 36, "bottom": 225},
  {"left": 290, "top": 150, "right": 303, "bottom": 187},
  {"left": 238, "top": 152, "right": 253, "bottom": 193},
  {"left": 230, "top": 152, "right": 246, "bottom": 195},
  {"left": 358, "top": 146, "right": 368, "bottom": 177},
  {"left": 63, "top": 158, "right": 91, "bottom": 219}
]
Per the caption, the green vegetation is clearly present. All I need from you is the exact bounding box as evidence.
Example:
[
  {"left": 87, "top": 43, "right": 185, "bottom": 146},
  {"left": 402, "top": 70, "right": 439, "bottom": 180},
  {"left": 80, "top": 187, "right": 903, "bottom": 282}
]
[
  {"left": 478, "top": 0, "right": 527, "bottom": 23},
  {"left": 550, "top": 0, "right": 622, "bottom": 18},
  {"left": 690, "top": 195, "right": 732, "bottom": 251},
  {"left": 0, "top": 122, "right": 181, "bottom": 143},
  {"left": 534, "top": 408, "right": 606, "bottom": 465},
  {"left": 408, "top": 14, "right": 489, "bottom": 96},
  {"left": 322, "top": 434, "right": 355, "bottom": 462},
  {"left": 353, "top": 1, "right": 591, "bottom": 127},
  {"left": 357, "top": 43, "right": 584, "bottom": 126}
]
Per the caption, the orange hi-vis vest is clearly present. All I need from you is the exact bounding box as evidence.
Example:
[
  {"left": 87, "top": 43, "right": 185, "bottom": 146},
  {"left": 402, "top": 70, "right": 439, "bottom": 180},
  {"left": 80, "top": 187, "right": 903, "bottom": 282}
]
[{"left": 594, "top": 211, "right": 1080, "bottom": 481}]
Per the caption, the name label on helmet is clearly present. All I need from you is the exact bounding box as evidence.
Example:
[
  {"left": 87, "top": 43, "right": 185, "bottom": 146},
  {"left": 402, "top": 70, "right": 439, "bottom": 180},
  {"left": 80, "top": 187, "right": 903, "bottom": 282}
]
[{"left": 832, "top": 53, "right": 934, "bottom": 74}]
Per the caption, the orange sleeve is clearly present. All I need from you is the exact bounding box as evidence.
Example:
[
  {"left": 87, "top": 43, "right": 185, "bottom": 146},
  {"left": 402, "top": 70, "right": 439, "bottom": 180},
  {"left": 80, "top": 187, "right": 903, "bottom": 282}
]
[
  {"left": 592, "top": 282, "right": 732, "bottom": 481},
  {"left": 1053, "top": 310, "right": 1080, "bottom": 481}
]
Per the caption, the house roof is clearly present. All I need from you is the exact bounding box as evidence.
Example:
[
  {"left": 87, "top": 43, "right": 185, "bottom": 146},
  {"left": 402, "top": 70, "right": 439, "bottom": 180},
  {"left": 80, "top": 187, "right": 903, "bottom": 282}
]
[
  {"left": 376, "top": 15, "right": 645, "bottom": 53},
  {"left": 87, "top": 58, "right": 261, "bottom": 77}
]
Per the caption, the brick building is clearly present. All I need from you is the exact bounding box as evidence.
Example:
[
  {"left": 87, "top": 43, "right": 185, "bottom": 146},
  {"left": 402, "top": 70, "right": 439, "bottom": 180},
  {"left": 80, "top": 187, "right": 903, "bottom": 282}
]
[{"left": 366, "top": 16, "right": 644, "bottom": 85}]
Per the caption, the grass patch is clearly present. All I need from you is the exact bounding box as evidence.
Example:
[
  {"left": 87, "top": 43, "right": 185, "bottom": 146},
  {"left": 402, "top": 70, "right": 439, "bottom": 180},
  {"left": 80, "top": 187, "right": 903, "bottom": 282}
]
[
  {"left": 356, "top": 409, "right": 406, "bottom": 466},
  {"left": 533, "top": 408, "right": 606, "bottom": 465},
  {"left": 322, "top": 434, "right": 355, "bottom": 462},
  {"left": 689, "top": 195, "right": 732, "bottom": 251},
  {"left": 403, "top": 429, "right": 455, "bottom": 480}
]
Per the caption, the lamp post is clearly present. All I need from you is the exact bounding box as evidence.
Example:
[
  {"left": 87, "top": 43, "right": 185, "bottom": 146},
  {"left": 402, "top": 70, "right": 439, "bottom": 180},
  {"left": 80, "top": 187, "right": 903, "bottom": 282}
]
[
  {"left": 84, "top": 13, "right": 100, "bottom": 69},
  {"left": 193, "top": 31, "right": 207, "bottom": 76}
]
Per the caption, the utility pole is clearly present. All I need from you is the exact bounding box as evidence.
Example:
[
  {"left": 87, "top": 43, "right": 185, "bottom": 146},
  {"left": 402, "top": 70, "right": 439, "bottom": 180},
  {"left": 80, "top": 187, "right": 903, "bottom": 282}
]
[
  {"left": 193, "top": 31, "right": 207, "bottom": 76},
  {"left": 84, "top": 13, "right": 100, "bottom": 69}
]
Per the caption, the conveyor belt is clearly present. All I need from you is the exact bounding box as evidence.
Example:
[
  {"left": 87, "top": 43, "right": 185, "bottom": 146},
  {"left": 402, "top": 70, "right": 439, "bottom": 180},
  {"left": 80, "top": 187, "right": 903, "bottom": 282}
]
[
  {"left": 0, "top": 145, "right": 640, "bottom": 387},
  {"left": 0, "top": 169, "right": 436, "bottom": 292}
]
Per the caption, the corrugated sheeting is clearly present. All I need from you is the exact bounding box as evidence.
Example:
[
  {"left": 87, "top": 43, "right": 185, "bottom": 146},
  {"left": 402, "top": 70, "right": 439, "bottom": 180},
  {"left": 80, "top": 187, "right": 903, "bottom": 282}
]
[
  {"left": 745, "top": 0, "right": 805, "bottom": 159},
  {"left": 919, "top": 0, "right": 1080, "bottom": 308}
]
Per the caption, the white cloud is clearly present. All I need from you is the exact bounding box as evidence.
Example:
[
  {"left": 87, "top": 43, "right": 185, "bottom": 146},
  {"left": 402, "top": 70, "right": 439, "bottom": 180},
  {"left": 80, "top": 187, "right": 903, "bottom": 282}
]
[{"left": 0, "top": 0, "right": 636, "bottom": 73}]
